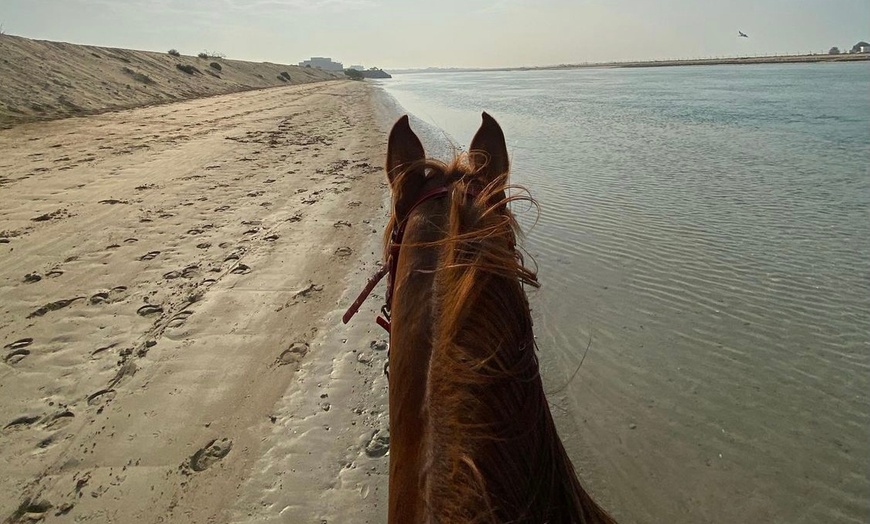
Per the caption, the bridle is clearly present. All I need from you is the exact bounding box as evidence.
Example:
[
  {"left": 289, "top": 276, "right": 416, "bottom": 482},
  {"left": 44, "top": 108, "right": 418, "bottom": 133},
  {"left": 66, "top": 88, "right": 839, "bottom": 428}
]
[{"left": 342, "top": 186, "right": 451, "bottom": 333}]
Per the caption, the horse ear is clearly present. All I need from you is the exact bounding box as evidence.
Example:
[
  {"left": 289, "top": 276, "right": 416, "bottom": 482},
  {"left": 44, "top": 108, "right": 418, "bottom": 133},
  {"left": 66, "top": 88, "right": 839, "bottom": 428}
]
[
  {"left": 386, "top": 115, "right": 427, "bottom": 219},
  {"left": 468, "top": 112, "right": 509, "bottom": 184},
  {"left": 386, "top": 115, "right": 425, "bottom": 187}
]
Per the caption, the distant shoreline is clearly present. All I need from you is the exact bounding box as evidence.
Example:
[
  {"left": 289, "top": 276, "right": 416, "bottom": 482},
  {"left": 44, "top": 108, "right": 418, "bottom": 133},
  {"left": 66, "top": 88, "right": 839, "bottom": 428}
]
[{"left": 393, "top": 53, "right": 870, "bottom": 74}]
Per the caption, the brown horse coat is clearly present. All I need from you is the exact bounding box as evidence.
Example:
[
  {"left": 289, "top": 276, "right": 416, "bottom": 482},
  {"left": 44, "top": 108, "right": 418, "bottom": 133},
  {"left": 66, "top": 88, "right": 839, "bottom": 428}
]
[{"left": 383, "top": 113, "right": 617, "bottom": 524}]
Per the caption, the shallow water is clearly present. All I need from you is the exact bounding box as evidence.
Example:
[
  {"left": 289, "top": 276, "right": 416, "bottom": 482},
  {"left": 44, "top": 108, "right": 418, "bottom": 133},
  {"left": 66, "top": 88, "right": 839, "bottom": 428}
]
[{"left": 376, "top": 63, "right": 870, "bottom": 523}]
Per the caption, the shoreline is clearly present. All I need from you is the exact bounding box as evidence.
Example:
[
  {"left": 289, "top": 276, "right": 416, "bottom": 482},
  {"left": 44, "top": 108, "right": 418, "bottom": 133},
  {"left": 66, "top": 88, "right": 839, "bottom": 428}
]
[
  {"left": 393, "top": 52, "right": 870, "bottom": 74},
  {"left": 0, "top": 80, "right": 392, "bottom": 523}
]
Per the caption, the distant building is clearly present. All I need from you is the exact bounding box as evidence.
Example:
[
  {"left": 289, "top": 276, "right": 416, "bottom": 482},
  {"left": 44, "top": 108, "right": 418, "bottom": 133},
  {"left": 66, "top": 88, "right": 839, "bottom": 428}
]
[
  {"left": 298, "top": 57, "right": 344, "bottom": 71},
  {"left": 348, "top": 65, "right": 365, "bottom": 71},
  {"left": 850, "top": 41, "right": 870, "bottom": 54}
]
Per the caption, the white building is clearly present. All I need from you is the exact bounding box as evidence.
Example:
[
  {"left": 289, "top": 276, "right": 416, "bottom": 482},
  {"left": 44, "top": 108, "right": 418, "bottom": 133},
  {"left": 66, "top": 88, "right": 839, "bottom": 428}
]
[{"left": 298, "top": 57, "right": 344, "bottom": 71}]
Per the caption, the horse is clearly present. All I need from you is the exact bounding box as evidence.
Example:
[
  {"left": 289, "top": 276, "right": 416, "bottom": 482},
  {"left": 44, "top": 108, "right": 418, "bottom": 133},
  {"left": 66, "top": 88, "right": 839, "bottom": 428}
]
[{"left": 344, "top": 113, "right": 617, "bottom": 523}]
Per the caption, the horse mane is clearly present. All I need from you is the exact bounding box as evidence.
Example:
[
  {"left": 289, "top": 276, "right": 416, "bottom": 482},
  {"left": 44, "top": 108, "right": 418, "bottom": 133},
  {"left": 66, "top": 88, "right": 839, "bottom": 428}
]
[{"left": 388, "top": 155, "right": 616, "bottom": 523}]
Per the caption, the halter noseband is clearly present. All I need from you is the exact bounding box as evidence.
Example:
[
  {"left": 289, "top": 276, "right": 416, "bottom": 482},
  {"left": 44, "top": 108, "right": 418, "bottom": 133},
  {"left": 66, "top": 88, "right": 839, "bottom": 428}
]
[{"left": 342, "top": 186, "right": 451, "bottom": 332}]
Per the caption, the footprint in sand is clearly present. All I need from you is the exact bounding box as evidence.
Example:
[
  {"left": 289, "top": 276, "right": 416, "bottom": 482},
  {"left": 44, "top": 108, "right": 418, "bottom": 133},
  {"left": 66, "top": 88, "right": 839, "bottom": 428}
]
[
  {"left": 333, "top": 220, "right": 352, "bottom": 228},
  {"left": 264, "top": 234, "right": 279, "bottom": 242},
  {"left": 91, "top": 343, "right": 119, "bottom": 359},
  {"left": 4, "top": 349, "right": 31, "bottom": 365},
  {"left": 230, "top": 264, "right": 251, "bottom": 275},
  {"left": 24, "top": 273, "right": 42, "bottom": 283},
  {"left": 335, "top": 247, "right": 353, "bottom": 258},
  {"left": 4, "top": 338, "right": 32, "bottom": 365},
  {"left": 187, "top": 229, "right": 203, "bottom": 236},
  {"left": 31, "top": 209, "right": 70, "bottom": 222},
  {"left": 138, "top": 251, "right": 160, "bottom": 261},
  {"left": 28, "top": 297, "right": 85, "bottom": 319},
  {"left": 5, "top": 338, "right": 34, "bottom": 351},
  {"left": 214, "top": 206, "right": 231, "bottom": 213},
  {"left": 87, "top": 389, "right": 116, "bottom": 407},
  {"left": 8, "top": 500, "right": 53, "bottom": 522},
  {"left": 137, "top": 304, "right": 164, "bottom": 317},
  {"left": 364, "top": 430, "right": 390, "bottom": 458},
  {"left": 90, "top": 292, "right": 110, "bottom": 304},
  {"left": 189, "top": 438, "right": 233, "bottom": 472},
  {"left": 166, "top": 310, "right": 193, "bottom": 329},
  {"left": 105, "top": 244, "right": 121, "bottom": 250},
  {"left": 42, "top": 410, "right": 75, "bottom": 431},
  {"left": 196, "top": 243, "right": 211, "bottom": 249},
  {"left": 98, "top": 199, "right": 128, "bottom": 205},
  {"left": 90, "top": 287, "right": 127, "bottom": 304},
  {"left": 4, "top": 415, "right": 41, "bottom": 431},
  {"left": 276, "top": 342, "right": 309, "bottom": 366}
]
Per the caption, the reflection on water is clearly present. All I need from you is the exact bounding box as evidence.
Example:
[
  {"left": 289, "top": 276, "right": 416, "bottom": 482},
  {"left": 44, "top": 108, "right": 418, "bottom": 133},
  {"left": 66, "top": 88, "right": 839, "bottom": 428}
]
[{"left": 376, "top": 63, "right": 870, "bottom": 523}]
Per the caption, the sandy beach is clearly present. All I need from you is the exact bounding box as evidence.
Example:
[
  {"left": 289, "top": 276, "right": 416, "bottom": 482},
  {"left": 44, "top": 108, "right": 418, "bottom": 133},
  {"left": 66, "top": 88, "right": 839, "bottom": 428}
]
[
  {"left": 0, "top": 34, "right": 341, "bottom": 129},
  {"left": 1, "top": 77, "right": 392, "bottom": 523}
]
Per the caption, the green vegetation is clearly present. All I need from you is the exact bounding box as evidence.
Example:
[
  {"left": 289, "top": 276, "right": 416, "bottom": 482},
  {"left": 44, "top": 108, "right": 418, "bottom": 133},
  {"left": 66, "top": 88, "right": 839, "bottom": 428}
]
[
  {"left": 209, "top": 62, "right": 222, "bottom": 71},
  {"left": 280, "top": 71, "right": 291, "bottom": 81},
  {"left": 829, "top": 47, "right": 841, "bottom": 55},
  {"left": 198, "top": 50, "right": 226, "bottom": 59},
  {"left": 168, "top": 49, "right": 181, "bottom": 57},
  {"left": 175, "top": 64, "right": 201, "bottom": 75},
  {"left": 344, "top": 69, "right": 364, "bottom": 81}
]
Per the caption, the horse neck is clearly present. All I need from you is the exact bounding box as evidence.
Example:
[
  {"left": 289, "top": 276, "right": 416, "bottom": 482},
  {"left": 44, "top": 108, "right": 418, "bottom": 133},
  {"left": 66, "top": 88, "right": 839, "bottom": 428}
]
[
  {"left": 424, "top": 262, "right": 617, "bottom": 523},
  {"left": 386, "top": 203, "right": 449, "bottom": 524}
]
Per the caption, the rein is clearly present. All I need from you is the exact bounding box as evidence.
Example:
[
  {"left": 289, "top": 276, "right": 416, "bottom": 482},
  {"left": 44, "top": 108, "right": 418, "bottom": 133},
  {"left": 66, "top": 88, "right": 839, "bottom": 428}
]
[{"left": 342, "top": 186, "right": 451, "bottom": 332}]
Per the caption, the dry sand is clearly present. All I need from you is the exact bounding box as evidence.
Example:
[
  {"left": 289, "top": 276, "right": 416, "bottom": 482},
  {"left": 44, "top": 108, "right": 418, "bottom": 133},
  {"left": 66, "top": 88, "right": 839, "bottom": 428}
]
[
  {"left": 0, "top": 35, "right": 341, "bottom": 129},
  {"left": 0, "top": 78, "right": 392, "bottom": 523}
]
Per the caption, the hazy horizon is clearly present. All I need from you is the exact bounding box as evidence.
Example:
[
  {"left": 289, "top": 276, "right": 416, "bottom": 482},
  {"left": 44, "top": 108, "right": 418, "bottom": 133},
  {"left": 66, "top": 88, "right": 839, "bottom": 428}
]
[{"left": 2, "top": 0, "right": 868, "bottom": 70}]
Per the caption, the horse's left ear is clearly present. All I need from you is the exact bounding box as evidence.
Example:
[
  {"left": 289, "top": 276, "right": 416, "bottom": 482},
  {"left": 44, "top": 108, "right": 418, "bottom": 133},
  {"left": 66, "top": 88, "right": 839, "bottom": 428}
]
[
  {"left": 469, "top": 112, "right": 509, "bottom": 185},
  {"left": 386, "top": 115, "right": 429, "bottom": 220}
]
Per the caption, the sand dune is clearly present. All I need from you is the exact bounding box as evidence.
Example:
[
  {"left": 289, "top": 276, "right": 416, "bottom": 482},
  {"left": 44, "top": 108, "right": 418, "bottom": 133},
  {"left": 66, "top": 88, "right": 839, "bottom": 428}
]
[
  {"left": 0, "top": 76, "right": 391, "bottom": 522},
  {"left": 0, "top": 35, "right": 341, "bottom": 129}
]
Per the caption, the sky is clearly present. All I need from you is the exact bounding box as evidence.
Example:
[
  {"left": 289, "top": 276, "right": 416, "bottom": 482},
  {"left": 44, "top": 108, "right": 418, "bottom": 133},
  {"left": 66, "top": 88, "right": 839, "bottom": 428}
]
[{"left": 2, "top": 0, "right": 868, "bottom": 69}]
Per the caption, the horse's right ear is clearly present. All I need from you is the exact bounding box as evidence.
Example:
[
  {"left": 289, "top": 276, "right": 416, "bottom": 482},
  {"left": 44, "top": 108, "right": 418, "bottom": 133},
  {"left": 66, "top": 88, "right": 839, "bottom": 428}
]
[{"left": 386, "top": 115, "right": 427, "bottom": 219}]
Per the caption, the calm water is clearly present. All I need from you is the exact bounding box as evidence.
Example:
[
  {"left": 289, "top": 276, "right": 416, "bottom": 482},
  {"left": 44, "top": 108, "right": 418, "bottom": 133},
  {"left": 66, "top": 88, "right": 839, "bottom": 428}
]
[{"left": 376, "top": 63, "right": 870, "bottom": 523}]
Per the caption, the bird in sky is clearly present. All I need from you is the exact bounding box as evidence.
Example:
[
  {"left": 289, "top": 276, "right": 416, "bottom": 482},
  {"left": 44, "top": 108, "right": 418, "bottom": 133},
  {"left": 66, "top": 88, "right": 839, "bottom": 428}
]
[{"left": 738, "top": 31, "right": 749, "bottom": 38}]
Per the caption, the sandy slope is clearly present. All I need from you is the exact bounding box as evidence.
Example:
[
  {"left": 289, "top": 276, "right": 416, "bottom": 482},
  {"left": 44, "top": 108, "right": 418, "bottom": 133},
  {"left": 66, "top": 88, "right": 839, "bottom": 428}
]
[
  {"left": 0, "top": 35, "right": 341, "bottom": 129},
  {"left": 0, "top": 80, "right": 391, "bottom": 523}
]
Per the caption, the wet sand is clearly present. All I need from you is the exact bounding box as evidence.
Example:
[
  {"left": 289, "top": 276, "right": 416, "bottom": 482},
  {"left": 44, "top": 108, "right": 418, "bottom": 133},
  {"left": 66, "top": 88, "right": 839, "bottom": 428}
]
[{"left": 0, "top": 80, "right": 391, "bottom": 523}]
